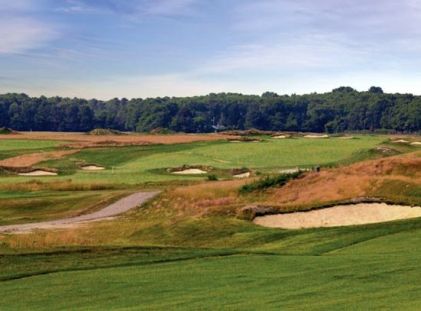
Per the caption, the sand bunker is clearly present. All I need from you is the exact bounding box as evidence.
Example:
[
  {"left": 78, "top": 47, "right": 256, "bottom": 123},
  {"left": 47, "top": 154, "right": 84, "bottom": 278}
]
[
  {"left": 254, "top": 203, "right": 421, "bottom": 229},
  {"left": 81, "top": 165, "right": 105, "bottom": 171},
  {"left": 392, "top": 139, "right": 410, "bottom": 143},
  {"left": 18, "top": 170, "right": 57, "bottom": 176},
  {"left": 233, "top": 172, "right": 251, "bottom": 179},
  {"left": 304, "top": 134, "right": 329, "bottom": 139},
  {"left": 172, "top": 169, "right": 207, "bottom": 175},
  {"left": 411, "top": 142, "right": 421, "bottom": 146}
]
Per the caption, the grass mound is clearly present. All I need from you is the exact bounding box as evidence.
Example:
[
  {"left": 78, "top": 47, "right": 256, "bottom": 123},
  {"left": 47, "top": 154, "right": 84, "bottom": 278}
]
[
  {"left": 88, "top": 128, "right": 126, "bottom": 135},
  {"left": 0, "top": 127, "right": 16, "bottom": 134}
]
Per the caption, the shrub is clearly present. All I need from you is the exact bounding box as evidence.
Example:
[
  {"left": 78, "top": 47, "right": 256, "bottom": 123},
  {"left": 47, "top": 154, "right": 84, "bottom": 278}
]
[
  {"left": 240, "top": 171, "right": 302, "bottom": 194},
  {"left": 207, "top": 174, "right": 218, "bottom": 181}
]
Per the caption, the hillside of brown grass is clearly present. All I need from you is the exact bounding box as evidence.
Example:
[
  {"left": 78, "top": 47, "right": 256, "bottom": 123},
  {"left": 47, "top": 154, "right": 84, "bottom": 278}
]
[{"left": 265, "top": 152, "right": 421, "bottom": 208}]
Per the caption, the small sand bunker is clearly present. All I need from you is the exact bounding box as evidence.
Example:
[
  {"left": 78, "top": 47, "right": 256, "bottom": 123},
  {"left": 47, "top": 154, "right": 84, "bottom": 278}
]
[
  {"left": 410, "top": 142, "right": 421, "bottom": 146},
  {"left": 254, "top": 203, "right": 421, "bottom": 229},
  {"left": 81, "top": 165, "right": 105, "bottom": 171},
  {"left": 280, "top": 168, "right": 300, "bottom": 174},
  {"left": 233, "top": 172, "right": 251, "bottom": 179},
  {"left": 304, "top": 134, "right": 329, "bottom": 139},
  {"left": 172, "top": 169, "right": 207, "bottom": 175},
  {"left": 392, "top": 139, "right": 410, "bottom": 144},
  {"left": 18, "top": 170, "right": 57, "bottom": 176}
]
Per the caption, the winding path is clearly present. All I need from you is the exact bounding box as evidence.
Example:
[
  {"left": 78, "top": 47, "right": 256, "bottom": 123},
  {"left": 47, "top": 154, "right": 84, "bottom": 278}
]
[{"left": 0, "top": 191, "right": 160, "bottom": 234}]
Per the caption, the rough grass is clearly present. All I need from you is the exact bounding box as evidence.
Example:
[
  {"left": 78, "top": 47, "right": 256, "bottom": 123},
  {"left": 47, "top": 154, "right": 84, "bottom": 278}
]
[{"left": 0, "top": 190, "right": 131, "bottom": 225}]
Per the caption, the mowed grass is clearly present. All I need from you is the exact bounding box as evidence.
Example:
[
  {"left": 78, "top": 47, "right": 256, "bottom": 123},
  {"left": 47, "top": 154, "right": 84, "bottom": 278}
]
[
  {"left": 0, "top": 139, "right": 63, "bottom": 160},
  {"left": 1, "top": 218, "right": 421, "bottom": 310},
  {"left": 1, "top": 135, "right": 385, "bottom": 184}
]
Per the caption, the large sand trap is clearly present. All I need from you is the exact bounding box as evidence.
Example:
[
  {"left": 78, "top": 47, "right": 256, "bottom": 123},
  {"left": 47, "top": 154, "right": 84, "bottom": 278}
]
[
  {"left": 81, "top": 165, "right": 105, "bottom": 171},
  {"left": 254, "top": 203, "right": 421, "bottom": 229},
  {"left": 172, "top": 169, "right": 207, "bottom": 175},
  {"left": 304, "top": 134, "right": 329, "bottom": 139},
  {"left": 411, "top": 142, "right": 421, "bottom": 146},
  {"left": 18, "top": 170, "right": 57, "bottom": 176}
]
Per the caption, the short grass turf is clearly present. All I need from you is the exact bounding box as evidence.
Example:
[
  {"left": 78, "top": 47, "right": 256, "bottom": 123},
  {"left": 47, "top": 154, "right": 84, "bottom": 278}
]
[
  {"left": 2, "top": 136, "right": 386, "bottom": 184},
  {"left": 1, "top": 218, "right": 421, "bottom": 310}
]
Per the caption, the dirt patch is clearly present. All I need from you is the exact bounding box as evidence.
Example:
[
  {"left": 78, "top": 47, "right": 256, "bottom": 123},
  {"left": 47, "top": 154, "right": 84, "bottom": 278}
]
[
  {"left": 81, "top": 165, "right": 105, "bottom": 171},
  {"left": 18, "top": 170, "right": 58, "bottom": 176},
  {"left": 254, "top": 203, "right": 421, "bottom": 229},
  {"left": 0, "top": 150, "right": 78, "bottom": 168}
]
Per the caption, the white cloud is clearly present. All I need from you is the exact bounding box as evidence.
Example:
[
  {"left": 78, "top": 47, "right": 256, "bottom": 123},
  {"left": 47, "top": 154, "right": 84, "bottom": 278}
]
[
  {"left": 0, "top": 1, "right": 58, "bottom": 54},
  {"left": 0, "top": 17, "right": 57, "bottom": 54}
]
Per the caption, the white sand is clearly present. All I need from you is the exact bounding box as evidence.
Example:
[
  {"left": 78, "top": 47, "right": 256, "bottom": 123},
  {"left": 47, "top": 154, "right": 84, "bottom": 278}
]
[
  {"left": 233, "top": 172, "right": 250, "bottom": 179},
  {"left": 254, "top": 203, "right": 421, "bottom": 229},
  {"left": 392, "top": 139, "right": 410, "bottom": 143},
  {"left": 304, "top": 135, "right": 329, "bottom": 139},
  {"left": 273, "top": 135, "right": 287, "bottom": 139},
  {"left": 81, "top": 165, "right": 105, "bottom": 171},
  {"left": 172, "top": 169, "right": 207, "bottom": 175},
  {"left": 18, "top": 170, "right": 57, "bottom": 176},
  {"left": 410, "top": 142, "right": 421, "bottom": 146}
]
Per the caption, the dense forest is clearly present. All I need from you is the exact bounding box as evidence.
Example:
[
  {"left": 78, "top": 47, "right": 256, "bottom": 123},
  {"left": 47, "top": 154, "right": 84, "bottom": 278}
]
[{"left": 0, "top": 87, "right": 420, "bottom": 133}]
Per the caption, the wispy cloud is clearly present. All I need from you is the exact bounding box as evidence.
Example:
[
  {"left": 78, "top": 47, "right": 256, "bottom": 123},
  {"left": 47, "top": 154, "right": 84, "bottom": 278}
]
[
  {"left": 60, "top": 0, "right": 199, "bottom": 17},
  {"left": 0, "top": 1, "right": 57, "bottom": 54}
]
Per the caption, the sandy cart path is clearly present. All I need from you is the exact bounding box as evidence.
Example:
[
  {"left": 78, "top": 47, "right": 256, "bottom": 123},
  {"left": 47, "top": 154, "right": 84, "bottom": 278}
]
[{"left": 0, "top": 191, "right": 160, "bottom": 233}]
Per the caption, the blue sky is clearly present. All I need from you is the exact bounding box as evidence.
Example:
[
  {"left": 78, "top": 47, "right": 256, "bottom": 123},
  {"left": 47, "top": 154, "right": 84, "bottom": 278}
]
[{"left": 1, "top": 0, "right": 421, "bottom": 99}]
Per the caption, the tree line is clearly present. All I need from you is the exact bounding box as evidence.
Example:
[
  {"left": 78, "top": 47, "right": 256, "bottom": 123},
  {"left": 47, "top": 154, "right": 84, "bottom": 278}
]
[{"left": 0, "top": 87, "right": 420, "bottom": 133}]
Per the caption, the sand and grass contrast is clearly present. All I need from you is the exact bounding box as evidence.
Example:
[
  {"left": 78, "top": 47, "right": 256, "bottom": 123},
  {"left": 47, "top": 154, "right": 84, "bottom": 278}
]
[{"left": 0, "top": 132, "right": 420, "bottom": 310}]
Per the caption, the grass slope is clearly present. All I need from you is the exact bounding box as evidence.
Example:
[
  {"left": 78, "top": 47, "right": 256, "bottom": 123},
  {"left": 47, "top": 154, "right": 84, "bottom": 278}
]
[{"left": 1, "top": 218, "right": 421, "bottom": 310}]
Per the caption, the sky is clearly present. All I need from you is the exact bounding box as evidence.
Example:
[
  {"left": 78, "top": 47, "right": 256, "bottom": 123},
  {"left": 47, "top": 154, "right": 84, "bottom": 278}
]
[{"left": 1, "top": 0, "right": 421, "bottom": 99}]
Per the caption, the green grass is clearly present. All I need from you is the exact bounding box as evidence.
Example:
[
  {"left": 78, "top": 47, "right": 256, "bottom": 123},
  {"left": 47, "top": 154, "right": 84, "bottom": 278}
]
[
  {"left": 0, "top": 190, "right": 130, "bottom": 225},
  {"left": 0, "top": 134, "right": 419, "bottom": 310},
  {"left": 0, "top": 139, "right": 63, "bottom": 160},
  {"left": 1, "top": 218, "right": 421, "bottom": 310},
  {"left": 1, "top": 136, "right": 385, "bottom": 184}
]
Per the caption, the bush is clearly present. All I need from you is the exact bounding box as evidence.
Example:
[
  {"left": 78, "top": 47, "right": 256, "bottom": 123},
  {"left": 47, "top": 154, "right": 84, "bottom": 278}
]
[
  {"left": 240, "top": 172, "right": 302, "bottom": 194},
  {"left": 207, "top": 174, "right": 218, "bottom": 181}
]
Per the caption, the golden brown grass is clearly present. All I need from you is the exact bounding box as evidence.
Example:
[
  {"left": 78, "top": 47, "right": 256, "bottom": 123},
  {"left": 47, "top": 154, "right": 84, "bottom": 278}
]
[
  {"left": 265, "top": 151, "right": 421, "bottom": 208},
  {"left": 0, "top": 132, "right": 232, "bottom": 146}
]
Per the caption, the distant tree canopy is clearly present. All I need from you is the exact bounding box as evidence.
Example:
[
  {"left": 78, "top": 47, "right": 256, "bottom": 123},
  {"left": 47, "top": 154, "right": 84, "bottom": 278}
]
[{"left": 0, "top": 87, "right": 420, "bottom": 133}]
